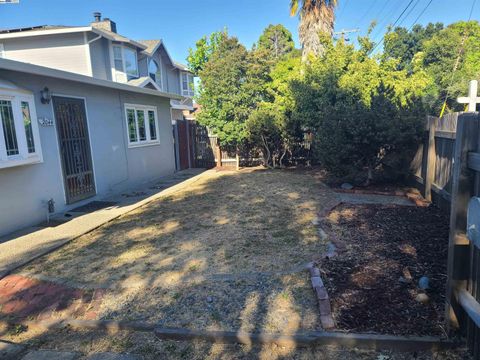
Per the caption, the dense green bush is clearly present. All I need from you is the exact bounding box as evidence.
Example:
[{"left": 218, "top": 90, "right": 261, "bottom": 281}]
[{"left": 292, "top": 36, "right": 429, "bottom": 183}]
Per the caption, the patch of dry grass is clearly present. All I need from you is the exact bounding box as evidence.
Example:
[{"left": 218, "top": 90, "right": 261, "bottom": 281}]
[{"left": 16, "top": 169, "right": 339, "bottom": 332}]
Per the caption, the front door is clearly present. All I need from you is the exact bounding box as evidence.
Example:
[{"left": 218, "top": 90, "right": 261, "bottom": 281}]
[{"left": 53, "top": 96, "right": 96, "bottom": 204}]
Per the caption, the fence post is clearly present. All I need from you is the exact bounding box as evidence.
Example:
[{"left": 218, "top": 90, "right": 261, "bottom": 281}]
[
  {"left": 445, "top": 113, "right": 479, "bottom": 332},
  {"left": 216, "top": 142, "right": 222, "bottom": 168},
  {"left": 424, "top": 116, "right": 437, "bottom": 202}
]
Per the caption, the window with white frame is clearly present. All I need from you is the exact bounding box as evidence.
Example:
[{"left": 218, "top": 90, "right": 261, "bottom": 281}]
[
  {"left": 0, "top": 89, "right": 42, "bottom": 169},
  {"left": 148, "top": 59, "right": 163, "bottom": 90},
  {"left": 112, "top": 44, "right": 139, "bottom": 82},
  {"left": 124, "top": 104, "right": 159, "bottom": 147},
  {"left": 181, "top": 72, "right": 194, "bottom": 97}
]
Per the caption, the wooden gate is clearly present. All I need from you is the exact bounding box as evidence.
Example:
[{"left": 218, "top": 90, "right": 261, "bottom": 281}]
[
  {"left": 53, "top": 96, "right": 96, "bottom": 204},
  {"left": 442, "top": 112, "right": 480, "bottom": 358},
  {"left": 193, "top": 123, "right": 215, "bottom": 168},
  {"left": 176, "top": 120, "right": 190, "bottom": 170}
]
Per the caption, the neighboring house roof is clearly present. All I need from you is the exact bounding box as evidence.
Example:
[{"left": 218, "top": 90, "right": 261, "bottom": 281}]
[
  {"left": 0, "top": 25, "right": 148, "bottom": 50},
  {"left": 138, "top": 39, "right": 161, "bottom": 56},
  {"left": 0, "top": 57, "right": 182, "bottom": 100},
  {"left": 95, "top": 28, "right": 147, "bottom": 50},
  {"left": 0, "top": 25, "right": 72, "bottom": 34},
  {"left": 174, "top": 62, "right": 190, "bottom": 72},
  {"left": 138, "top": 39, "right": 193, "bottom": 73},
  {"left": 127, "top": 76, "right": 162, "bottom": 91}
]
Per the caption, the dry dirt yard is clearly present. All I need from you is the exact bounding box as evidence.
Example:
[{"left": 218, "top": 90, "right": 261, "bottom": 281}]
[{"left": 1, "top": 168, "right": 470, "bottom": 359}]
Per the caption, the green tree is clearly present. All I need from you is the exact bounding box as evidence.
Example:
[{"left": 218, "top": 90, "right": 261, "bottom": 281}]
[
  {"left": 290, "top": 0, "right": 338, "bottom": 60},
  {"left": 420, "top": 21, "right": 480, "bottom": 114},
  {"left": 291, "top": 36, "right": 428, "bottom": 183},
  {"left": 187, "top": 30, "right": 227, "bottom": 75},
  {"left": 257, "top": 24, "right": 295, "bottom": 60},
  {"left": 383, "top": 23, "right": 444, "bottom": 71},
  {"left": 196, "top": 35, "right": 250, "bottom": 145}
]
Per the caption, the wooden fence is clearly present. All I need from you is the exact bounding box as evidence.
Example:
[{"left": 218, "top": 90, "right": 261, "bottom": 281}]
[
  {"left": 411, "top": 114, "right": 458, "bottom": 210},
  {"left": 413, "top": 112, "right": 480, "bottom": 358}
]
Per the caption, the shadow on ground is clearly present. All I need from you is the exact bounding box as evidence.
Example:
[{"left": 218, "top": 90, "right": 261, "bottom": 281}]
[{"left": 0, "top": 168, "right": 469, "bottom": 359}]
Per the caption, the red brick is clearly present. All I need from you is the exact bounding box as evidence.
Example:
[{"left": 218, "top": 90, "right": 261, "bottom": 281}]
[
  {"left": 12, "top": 277, "right": 36, "bottom": 291},
  {"left": 1, "top": 299, "right": 27, "bottom": 314},
  {"left": 84, "top": 311, "right": 97, "bottom": 320}
]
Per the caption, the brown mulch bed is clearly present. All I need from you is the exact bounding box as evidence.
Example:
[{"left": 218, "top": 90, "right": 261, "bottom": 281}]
[{"left": 321, "top": 204, "right": 450, "bottom": 336}]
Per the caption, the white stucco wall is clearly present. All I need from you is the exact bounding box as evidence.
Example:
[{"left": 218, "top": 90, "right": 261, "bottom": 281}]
[{"left": 0, "top": 69, "right": 176, "bottom": 237}]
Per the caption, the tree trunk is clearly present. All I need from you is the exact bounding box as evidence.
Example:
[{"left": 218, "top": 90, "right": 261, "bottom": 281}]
[
  {"left": 261, "top": 135, "right": 272, "bottom": 168},
  {"left": 299, "top": 8, "right": 335, "bottom": 61}
]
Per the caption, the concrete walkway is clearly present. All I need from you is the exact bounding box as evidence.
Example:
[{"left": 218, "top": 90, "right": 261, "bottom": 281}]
[{"left": 0, "top": 169, "right": 207, "bottom": 279}]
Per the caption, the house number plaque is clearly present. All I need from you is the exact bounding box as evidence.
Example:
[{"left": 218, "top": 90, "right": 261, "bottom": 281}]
[{"left": 38, "top": 117, "right": 54, "bottom": 126}]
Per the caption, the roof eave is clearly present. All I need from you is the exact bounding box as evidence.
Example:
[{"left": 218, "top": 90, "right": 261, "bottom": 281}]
[
  {"left": 0, "top": 58, "right": 182, "bottom": 100},
  {"left": 0, "top": 26, "right": 93, "bottom": 40}
]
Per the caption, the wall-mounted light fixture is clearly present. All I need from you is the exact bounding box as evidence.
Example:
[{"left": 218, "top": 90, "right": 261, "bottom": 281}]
[{"left": 40, "top": 87, "right": 51, "bottom": 104}]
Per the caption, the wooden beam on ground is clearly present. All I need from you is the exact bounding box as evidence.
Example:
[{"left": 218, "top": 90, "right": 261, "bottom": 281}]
[
  {"left": 154, "top": 328, "right": 457, "bottom": 351},
  {"left": 0, "top": 318, "right": 457, "bottom": 352}
]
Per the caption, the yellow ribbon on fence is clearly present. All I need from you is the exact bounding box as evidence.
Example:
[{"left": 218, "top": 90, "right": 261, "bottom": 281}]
[{"left": 439, "top": 102, "right": 447, "bottom": 118}]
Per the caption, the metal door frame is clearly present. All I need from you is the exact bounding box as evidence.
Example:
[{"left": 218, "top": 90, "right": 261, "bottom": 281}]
[{"left": 52, "top": 95, "right": 96, "bottom": 204}]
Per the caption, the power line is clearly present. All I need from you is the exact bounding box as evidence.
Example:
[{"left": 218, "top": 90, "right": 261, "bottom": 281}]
[
  {"left": 373, "top": 0, "right": 393, "bottom": 21},
  {"left": 369, "top": 0, "right": 417, "bottom": 54},
  {"left": 337, "top": 0, "right": 350, "bottom": 20},
  {"left": 408, "top": 0, "right": 435, "bottom": 30},
  {"left": 468, "top": 0, "right": 478, "bottom": 20},
  {"left": 371, "top": 0, "right": 408, "bottom": 41},
  {"left": 396, "top": 0, "right": 421, "bottom": 28},
  {"left": 354, "top": 0, "right": 379, "bottom": 29}
]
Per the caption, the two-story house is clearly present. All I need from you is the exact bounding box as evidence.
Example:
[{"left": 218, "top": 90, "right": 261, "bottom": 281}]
[
  {"left": 0, "top": 13, "right": 195, "bottom": 116},
  {"left": 0, "top": 14, "right": 195, "bottom": 237}
]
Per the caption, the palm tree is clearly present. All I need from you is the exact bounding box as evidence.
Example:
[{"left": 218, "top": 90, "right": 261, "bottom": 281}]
[{"left": 290, "top": 0, "right": 338, "bottom": 60}]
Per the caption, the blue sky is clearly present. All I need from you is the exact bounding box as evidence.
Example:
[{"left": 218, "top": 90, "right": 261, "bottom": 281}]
[{"left": 0, "top": 0, "right": 478, "bottom": 63}]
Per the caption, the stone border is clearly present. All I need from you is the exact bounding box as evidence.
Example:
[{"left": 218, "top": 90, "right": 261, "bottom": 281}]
[
  {"left": 333, "top": 188, "right": 430, "bottom": 207},
  {"left": 334, "top": 189, "right": 407, "bottom": 197},
  {"left": 0, "top": 318, "right": 457, "bottom": 352},
  {"left": 307, "top": 263, "right": 335, "bottom": 330}
]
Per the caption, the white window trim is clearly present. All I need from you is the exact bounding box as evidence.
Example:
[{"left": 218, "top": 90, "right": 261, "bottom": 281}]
[
  {"left": 180, "top": 72, "right": 194, "bottom": 97},
  {"left": 112, "top": 44, "right": 139, "bottom": 83},
  {"left": 124, "top": 103, "right": 160, "bottom": 148},
  {"left": 148, "top": 57, "right": 163, "bottom": 91},
  {"left": 0, "top": 43, "right": 4, "bottom": 58},
  {"left": 0, "top": 91, "right": 43, "bottom": 170}
]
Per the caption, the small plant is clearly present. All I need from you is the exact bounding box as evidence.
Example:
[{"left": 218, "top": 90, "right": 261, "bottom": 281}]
[
  {"left": 188, "top": 264, "right": 200, "bottom": 272},
  {"left": 281, "top": 291, "right": 290, "bottom": 300},
  {"left": 164, "top": 342, "right": 177, "bottom": 353},
  {"left": 210, "top": 309, "right": 222, "bottom": 322},
  {"left": 7, "top": 324, "right": 27, "bottom": 336}
]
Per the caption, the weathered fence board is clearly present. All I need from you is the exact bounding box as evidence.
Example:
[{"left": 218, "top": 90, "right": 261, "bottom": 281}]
[
  {"left": 412, "top": 112, "right": 480, "bottom": 358},
  {"left": 411, "top": 114, "right": 458, "bottom": 208},
  {"left": 442, "top": 112, "right": 480, "bottom": 359}
]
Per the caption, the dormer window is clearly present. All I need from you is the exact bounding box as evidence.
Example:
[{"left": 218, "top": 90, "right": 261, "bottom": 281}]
[
  {"left": 148, "top": 59, "right": 163, "bottom": 90},
  {"left": 181, "top": 72, "right": 194, "bottom": 97},
  {"left": 112, "top": 44, "right": 138, "bottom": 82}
]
